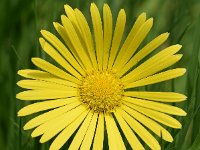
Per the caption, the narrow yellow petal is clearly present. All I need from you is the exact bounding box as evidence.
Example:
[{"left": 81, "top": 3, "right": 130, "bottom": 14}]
[
  {"left": 122, "top": 54, "right": 182, "bottom": 83},
  {"left": 53, "top": 22, "right": 85, "bottom": 69},
  {"left": 105, "top": 114, "right": 126, "bottom": 150},
  {"left": 18, "top": 70, "right": 78, "bottom": 87},
  {"left": 17, "top": 97, "right": 78, "bottom": 116},
  {"left": 122, "top": 45, "right": 182, "bottom": 83},
  {"left": 102, "top": 4, "right": 113, "bottom": 70},
  {"left": 93, "top": 113, "right": 104, "bottom": 150},
  {"left": 123, "top": 97, "right": 186, "bottom": 116},
  {"left": 39, "top": 106, "right": 86, "bottom": 143},
  {"left": 107, "top": 9, "right": 126, "bottom": 70},
  {"left": 121, "top": 105, "right": 173, "bottom": 142},
  {"left": 64, "top": 7, "right": 87, "bottom": 55},
  {"left": 114, "top": 110, "right": 144, "bottom": 150},
  {"left": 90, "top": 3, "right": 103, "bottom": 70},
  {"left": 31, "top": 58, "right": 81, "bottom": 84},
  {"left": 49, "top": 111, "right": 89, "bottom": 150},
  {"left": 64, "top": 5, "right": 96, "bottom": 70},
  {"left": 126, "top": 103, "right": 182, "bottom": 128},
  {"left": 125, "top": 68, "right": 186, "bottom": 89},
  {"left": 124, "top": 91, "right": 187, "bottom": 102},
  {"left": 32, "top": 105, "right": 85, "bottom": 138},
  {"left": 74, "top": 9, "right": 98, "bottom": 69},
  {"left": 40, "top": 30, "right": 86, "bottom": 76},
  {"left": 120, "top": 109, "right": 161, "bottom": 150},
  {"left": 118, "top": 32, "right": 169, "bottom": 76},
  {"left": 68, "top": 112, "right": 94, "bottom": 150},
  {"left": 39, "top": 38, "right": 82, "bottom": 79},
  {"left": 113, "top": 17, "right": 153, "bottom": 71},
  {"left": 16, "top": 89, "right": 77, "bottom": 100},
  {"left": 80, "top": 113, "right": 98, "bottom": 150},
  {"left": 23, "top": 102, "right": 81, "bottom": 130},
  {"left": 113, "top": 12, "right": 146, "bottom": 69},
  {"left": 53, "top": 22, "right": 75, "bottom": 53},
  {"left": 17, "top": 79, "right": 76, "bottom": 90},
  {"left": 31, "top": 105, "right": 84, "bottom": 138},
  {"left": 64, "top": 4, "right": 80, "bottom": 31},
  {"left": 61, "top": 15, "right": 93, "bottom": 71}
]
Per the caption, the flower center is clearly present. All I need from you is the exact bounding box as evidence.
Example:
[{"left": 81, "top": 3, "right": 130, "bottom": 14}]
[{"left": 79, "top": 71, "right": 124, "bottom": 113}]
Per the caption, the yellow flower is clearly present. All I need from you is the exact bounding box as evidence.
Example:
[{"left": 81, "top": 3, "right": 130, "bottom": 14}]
[{"left": 16, "top": 3, "right": 187, "bottom": 150}]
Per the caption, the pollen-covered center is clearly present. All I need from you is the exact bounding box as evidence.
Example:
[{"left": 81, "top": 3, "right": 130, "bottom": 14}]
[{"left": 79, "top": 71, "right": 124, "bottom": 113}]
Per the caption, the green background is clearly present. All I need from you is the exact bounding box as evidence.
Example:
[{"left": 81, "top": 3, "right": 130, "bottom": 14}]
[{"left": 0, "top": 0, "right": 200, "bottom": 149}]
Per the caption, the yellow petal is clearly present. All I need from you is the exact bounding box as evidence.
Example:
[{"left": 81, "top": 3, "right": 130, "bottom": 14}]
[
  {"left": 18, "top": 97, "right": 78, "bottom": 116},
  {"left": 39, "top": 106, "right": 86, "bottom": 143},
  {"left": 64, "top": 4, "right": 80, "bottom": 31},
  {"left": 121, "top": 105, "right": 173, "bottom": 142},
  {"left": 39, "top": 38, "right": 82, "bottom": 79},
  {"left": 105, "top": 114, "right": 126, "bottom": 150},
  {"left": 122, "top": 45, "right": 182, "bottom": 82},
  {"left": 23, "top": 102, "right": 81, "bottom": 130},
  {"left": 68, "top": 112, "right": 94, "bottom": 150},
  {"left": 113, "top": 12, "right": 146, "bottom": 70},
  {"left": 64, "top": 5, "right": 97, "bottom": 70},
  {"left": 16, "top": 89, "right": 77, "bottom": 100},
  {"left": 118, "top": 32, "right": 169, "bottom": 76},
  {"left": 102, "top": 4, "right": 113, "bottom": 70},
  {"left": 123, "top": 54, "right": 182, "bottom": 83},
  {"left": 53, "top": 22, "right": 85, "bottom": 69},
  {"left": 64, "top": 7, "right": 86, "bottom": 54},
  {"left": 31, "top": 58, "right": 80, "bottom": 84},
  {"left": 74, "top": 9, "right": 98, "bottom": 70},
  {"left": 32, "top": 105, "right": 85, "bottom": 138},
  {"left": 119, "top": 109, "right": 161, "bottom": 150},
  {"left": 113, "top": 17, "right": 153, "bottom": 71},
  {"left": 40, "top": 30, "right": 86, "bottom": 76},
  {"left": 107, "top": 9, "right": 126, "bottom": 70},
  {"left": 114, "top": 110, "right": 144, "bottom": 150},
  {"left": 90, "top": 3, "right": 103, "bottom": 70},
  {"left": 61, "top": 15, "right": 93, "bottom": 71},
  {"left": 124, "top": 91, "right": 187, "bottom": 102},
  {"left": 126, "top": 104, "right": 182, "bottom": 128},
  {"left": 123, "top": 97, "right": 186, "bottom": 116},
  {"left": 49, "top": 110, "right": 89, "bottom": 150},
  {"left": 80, "top": 113, "right": 98, "bottom": 150},
  {"left": 93, "top": 113, "right": 104, "bottom": 150},
  {"left": 17, "top": 69, "right": 78, "bottom": 87},
  {"left": 125, "top": 68, "right": 186, "bottom": 89},
  {"left": 17, "top": 79, "right": 76, "bottom": 90}
]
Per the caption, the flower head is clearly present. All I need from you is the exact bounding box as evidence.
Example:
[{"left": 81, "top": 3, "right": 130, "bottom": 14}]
[{"left": 17, "top": 3, "right": 187, "bottom": 150}]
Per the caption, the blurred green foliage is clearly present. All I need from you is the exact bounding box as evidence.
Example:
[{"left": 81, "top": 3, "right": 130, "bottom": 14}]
[{"left": 0, "top": 0, "right": 200, "bottom": 149}]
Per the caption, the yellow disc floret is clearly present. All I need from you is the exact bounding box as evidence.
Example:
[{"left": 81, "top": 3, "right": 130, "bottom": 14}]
[{"left": 79, "top": 71, "right": 124, "bottom": 113}]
